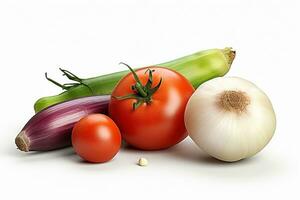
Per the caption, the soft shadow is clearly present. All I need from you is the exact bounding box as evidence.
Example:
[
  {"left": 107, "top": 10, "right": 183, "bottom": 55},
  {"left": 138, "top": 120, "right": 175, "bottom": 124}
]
[
  {"left": 199, "top": 154, "right": 259, "bottom": 166},
  {"left": 121, "top": 143, "right": 171, "bottom": 153},
  {"left": 166, "top": 139, "right": 209, "bottom": 163},
  {"left": 8, "top": 146, "right": 77, "bottom": 162},
  {"left": 167, "top": 139, "right": 263, "bottom": 166},
  {"left": 166, "top": 138, "right": 286, "bottom": 180}
]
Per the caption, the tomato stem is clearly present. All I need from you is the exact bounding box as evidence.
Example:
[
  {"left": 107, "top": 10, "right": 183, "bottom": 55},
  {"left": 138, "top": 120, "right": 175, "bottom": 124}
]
[{"left": 113, "top": 63, "right": 162, "bottom": 110}]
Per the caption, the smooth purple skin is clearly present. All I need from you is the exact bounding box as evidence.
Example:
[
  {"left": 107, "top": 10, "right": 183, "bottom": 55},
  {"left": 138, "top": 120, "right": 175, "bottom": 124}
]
[{"left": 20, "top": 95, "right": 110, "bottom": 151}]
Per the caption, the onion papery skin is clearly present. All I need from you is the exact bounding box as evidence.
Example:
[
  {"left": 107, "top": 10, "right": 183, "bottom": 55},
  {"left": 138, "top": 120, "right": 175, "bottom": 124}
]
[{"left": 184, "top": 77, "right": 276, "bottom": 162}]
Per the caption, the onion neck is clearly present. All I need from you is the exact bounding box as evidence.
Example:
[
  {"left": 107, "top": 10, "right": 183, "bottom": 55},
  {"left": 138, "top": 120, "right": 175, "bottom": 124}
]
[{"left": 15, "top": 131, "right": 30, "bottom": 152}]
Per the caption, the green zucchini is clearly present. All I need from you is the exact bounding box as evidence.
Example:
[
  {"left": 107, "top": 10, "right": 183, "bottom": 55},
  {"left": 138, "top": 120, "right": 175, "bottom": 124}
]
[{"left": 34, "top": 47, "right": 235, "bottom": 113}]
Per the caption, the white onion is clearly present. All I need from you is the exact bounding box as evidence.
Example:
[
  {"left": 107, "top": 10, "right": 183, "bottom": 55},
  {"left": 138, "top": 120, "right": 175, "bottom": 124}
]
[{"left": 184, "top": 77, "right": 276, "bottom": 162}]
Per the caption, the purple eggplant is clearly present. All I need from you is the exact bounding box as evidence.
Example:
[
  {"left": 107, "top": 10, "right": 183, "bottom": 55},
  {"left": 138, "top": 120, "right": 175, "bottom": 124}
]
[{"left": 15, "top": 95, "right": 110, "bottom": 152}]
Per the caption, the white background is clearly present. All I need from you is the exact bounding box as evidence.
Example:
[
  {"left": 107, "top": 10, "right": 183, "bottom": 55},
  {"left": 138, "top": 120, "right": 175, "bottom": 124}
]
[{"left": 0, "top": 0, "right": 299, "bottom": 199}]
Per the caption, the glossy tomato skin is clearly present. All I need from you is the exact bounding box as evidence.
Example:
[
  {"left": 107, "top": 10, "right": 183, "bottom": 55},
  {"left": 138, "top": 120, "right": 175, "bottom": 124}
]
[
  {"left": 109, "top": 67, "right": 194, "bottom": 150},
  {"left": 72, "top": 114, "right": 121, "bottom": 163}
]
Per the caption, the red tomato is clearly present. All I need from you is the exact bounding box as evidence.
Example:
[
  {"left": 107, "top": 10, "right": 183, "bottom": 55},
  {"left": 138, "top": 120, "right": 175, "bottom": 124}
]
[
  {"left": 109, "top": 66, "right": 194, "bottom": 150},
  {"left": 72, "top": 114, "right": 121, "bottom": 163}
]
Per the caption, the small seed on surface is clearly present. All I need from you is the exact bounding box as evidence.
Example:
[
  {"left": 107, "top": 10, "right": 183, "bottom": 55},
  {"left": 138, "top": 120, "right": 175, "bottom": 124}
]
[{"left": 138, "top": 158, "right": 148, "bottom": 166}]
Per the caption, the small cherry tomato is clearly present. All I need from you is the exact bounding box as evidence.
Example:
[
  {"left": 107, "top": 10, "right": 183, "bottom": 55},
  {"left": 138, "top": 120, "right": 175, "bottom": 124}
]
[{"left": 72, "top": 114, "right": 121, "bottom": 163}]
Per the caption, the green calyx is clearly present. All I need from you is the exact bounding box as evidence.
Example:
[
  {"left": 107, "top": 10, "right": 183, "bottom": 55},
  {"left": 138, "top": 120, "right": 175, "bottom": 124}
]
[
  {"left": 114, "top": 63, "right": 162, "bottom": 110},
  {"left": 45, "top": 68, "right": 94, "bottom": 94}
]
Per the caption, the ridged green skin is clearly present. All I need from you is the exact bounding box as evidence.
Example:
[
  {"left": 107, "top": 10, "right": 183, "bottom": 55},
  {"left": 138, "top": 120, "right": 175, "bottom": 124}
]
[{"left": 34, "top": 48, "right": 235, "bottom": 113}]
